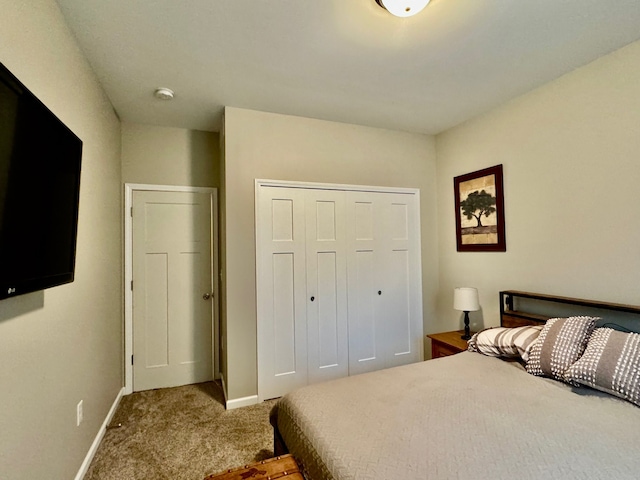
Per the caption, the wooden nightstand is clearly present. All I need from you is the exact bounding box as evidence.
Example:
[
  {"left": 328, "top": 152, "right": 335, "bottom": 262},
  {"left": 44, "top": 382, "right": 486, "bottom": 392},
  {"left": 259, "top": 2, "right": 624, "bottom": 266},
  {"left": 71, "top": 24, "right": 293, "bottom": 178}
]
[{"left": 427, "top": 330, "right": 472, "bottom": 359}]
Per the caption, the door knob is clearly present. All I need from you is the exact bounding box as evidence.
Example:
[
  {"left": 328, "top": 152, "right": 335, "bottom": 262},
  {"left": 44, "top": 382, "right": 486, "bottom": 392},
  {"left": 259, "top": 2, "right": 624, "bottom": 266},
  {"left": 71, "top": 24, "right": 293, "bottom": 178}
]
[{"left": 203, "top": 292, "right": 212, "bottom": 300}]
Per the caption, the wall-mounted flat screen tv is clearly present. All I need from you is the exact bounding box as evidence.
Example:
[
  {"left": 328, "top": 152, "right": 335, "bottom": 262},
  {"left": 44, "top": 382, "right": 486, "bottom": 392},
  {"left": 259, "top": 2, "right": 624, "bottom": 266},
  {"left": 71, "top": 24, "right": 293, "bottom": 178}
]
[{"left": 0, "top": 62, "right": 83, "bottom": 300}]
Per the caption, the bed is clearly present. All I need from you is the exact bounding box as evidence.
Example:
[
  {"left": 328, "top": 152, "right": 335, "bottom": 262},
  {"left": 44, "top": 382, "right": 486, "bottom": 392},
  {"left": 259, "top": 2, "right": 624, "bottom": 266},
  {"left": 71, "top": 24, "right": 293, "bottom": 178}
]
[{"left": 270, "top": 290, "right": 640, "bottom": 479}]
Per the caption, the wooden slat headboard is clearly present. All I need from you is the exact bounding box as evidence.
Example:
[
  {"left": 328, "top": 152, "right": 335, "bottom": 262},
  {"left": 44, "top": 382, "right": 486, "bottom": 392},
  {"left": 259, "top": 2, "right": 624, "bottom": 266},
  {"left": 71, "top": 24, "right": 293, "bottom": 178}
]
[{"left": 500, "top": 290, "right": 640, "bottom": 328}]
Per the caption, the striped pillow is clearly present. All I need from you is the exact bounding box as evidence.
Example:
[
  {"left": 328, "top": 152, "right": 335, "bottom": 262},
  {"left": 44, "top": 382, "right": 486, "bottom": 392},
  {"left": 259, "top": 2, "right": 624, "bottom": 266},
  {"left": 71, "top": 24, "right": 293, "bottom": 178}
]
[
  {"left": 525, "top": 316, "right": 598, "bottom": 381},
  {"left": 468, "top": 325, "right": 543, "bottom": 362},
  {"left": 564, "top": 328, "right": 640, "bottom": 407}
]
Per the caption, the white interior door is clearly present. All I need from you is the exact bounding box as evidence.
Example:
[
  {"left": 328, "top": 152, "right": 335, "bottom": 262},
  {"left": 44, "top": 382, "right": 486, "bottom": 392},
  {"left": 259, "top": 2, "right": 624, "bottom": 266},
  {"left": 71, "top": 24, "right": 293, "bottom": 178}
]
[
  {"left": 132, "top": 190, "right": 214, "bottom": 391},
  {"left": 256, "top": 186, "right": 308, "bottom": 400},
  {"left": 305, "top": 190, "right": 348, "bottom": 384}
]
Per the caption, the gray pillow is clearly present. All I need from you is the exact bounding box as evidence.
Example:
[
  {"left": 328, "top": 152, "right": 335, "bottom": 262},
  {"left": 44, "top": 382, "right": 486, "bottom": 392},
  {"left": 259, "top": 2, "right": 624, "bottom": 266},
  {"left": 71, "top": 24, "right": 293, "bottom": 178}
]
[
  {"left": 525, "top": 316, "right": 598, "bottom": 382},
  {"left": 564, "top": 328, "right": 640, "bottom": 407}
]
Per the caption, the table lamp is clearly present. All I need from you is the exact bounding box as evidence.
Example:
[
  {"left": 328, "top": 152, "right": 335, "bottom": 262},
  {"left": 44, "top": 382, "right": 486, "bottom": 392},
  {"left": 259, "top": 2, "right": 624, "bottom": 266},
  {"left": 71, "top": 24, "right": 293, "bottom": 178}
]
[{"left": 454, "top": 287, "right": 480, "bottom": 340}]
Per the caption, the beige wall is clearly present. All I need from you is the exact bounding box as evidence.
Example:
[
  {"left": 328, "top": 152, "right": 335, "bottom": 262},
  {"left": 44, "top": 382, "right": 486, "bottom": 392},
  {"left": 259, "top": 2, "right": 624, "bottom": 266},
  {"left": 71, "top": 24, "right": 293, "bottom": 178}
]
[
  {"left": 121, "top": 122, "right": 219, "bottom": 188},
  {"left": 222, "top": 107, "right": 438, "bottom": 401},
  {"left": 0, "top": 0, "right": 122, "bottom": 478},
  {"left": 435, "top": 40, "right": 640, "bottom": 335}
]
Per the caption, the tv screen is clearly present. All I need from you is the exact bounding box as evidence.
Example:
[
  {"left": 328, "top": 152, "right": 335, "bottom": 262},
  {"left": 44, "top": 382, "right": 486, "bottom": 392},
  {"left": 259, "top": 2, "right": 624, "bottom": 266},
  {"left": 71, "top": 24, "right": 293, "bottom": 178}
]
[{"left": 0, "top": 62, "right": 83, "bottom": 300}]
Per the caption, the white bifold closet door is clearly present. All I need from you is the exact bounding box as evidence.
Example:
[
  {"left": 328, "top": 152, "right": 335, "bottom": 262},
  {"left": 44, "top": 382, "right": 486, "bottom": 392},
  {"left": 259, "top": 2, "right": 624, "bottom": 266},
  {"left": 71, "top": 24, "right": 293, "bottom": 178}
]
[
  {"left": 256, "top": 187, "right": 308, "bottom": 401},
  {"left": 346, "top": 191, "right": 423, "bottom": 376},
  {"left": 256, "top": 187, "right": 349, "bottom": 400},
  {"left": 257, "top": 183, "right": 422, "bottom": 401},
  {"left": 305, "top": 190, "right": 349, "bottom": 385}
]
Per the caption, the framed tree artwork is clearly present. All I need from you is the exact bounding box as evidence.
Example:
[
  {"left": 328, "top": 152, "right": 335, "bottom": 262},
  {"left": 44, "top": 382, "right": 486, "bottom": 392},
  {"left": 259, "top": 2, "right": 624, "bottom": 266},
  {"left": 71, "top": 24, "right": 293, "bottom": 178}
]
[{"left": 454, "top": 164, "right": 506, "bottom": 252}]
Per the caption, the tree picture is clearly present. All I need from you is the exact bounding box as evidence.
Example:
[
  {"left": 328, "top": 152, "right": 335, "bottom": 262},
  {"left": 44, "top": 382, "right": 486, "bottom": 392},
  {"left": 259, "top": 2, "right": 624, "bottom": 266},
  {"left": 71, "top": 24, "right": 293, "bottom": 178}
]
[
  {"left": 454, "top": 165, "right": 506, "bottom": 252},
  {"left": 459, "top": 190, "right": 496, "bottom": 227}
]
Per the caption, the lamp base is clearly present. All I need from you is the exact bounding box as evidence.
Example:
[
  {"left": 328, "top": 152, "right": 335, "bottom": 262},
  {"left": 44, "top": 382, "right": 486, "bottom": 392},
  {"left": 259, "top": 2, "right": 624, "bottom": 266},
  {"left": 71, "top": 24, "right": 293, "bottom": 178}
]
[{"left": 461, "top": 311, "right": 471, "bottom": 340}]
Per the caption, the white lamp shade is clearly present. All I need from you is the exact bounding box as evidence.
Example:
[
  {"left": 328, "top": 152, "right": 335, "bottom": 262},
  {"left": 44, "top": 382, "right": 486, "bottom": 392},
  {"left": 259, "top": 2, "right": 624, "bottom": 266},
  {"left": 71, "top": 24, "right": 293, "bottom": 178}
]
[
  {"left": 453, "top": 287, "right": 480, "bottom": 312},
  {"left": 378, "top": 0, "right": 431, "bottom": 17}
]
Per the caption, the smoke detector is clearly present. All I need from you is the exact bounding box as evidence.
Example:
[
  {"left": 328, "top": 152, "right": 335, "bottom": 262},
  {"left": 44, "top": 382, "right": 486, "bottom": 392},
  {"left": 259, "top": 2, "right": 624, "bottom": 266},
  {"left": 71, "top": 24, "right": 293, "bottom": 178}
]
[{"left": 154, "top": 88, "right": 174, "bottom": 100}]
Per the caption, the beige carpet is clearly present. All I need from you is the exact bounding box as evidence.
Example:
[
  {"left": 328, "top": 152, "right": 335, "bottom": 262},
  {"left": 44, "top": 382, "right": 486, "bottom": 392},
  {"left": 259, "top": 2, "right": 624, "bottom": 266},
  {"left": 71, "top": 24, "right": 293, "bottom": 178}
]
[{"left": 85, "top": 381, "right": 277, "bottom": 480}]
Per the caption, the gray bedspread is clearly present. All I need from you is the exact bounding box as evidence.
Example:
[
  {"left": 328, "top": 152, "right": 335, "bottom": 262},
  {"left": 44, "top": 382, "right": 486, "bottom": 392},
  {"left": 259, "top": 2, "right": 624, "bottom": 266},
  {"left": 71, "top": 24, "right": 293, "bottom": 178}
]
[{"left": 274, "top": 352, "right": 640, "bottom": 479}]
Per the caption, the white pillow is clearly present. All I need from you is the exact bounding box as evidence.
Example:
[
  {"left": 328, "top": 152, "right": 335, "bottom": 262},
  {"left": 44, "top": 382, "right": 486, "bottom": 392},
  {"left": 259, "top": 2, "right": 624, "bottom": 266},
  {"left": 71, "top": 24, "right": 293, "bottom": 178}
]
[{"left": 468, "top": 325, "right": 543, "bottom": 362}]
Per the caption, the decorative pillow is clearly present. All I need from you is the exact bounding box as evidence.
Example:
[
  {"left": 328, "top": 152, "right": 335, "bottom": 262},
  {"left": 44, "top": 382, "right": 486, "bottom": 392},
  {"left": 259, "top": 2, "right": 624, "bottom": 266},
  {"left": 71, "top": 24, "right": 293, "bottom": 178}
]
[
  {"left": 525, "top": 316, "right": 599, "bottom": 381},
  {"left": 468, "top": 325, "right": 543, "bottom": 362},
  {"left": 564, "top": 328, "right": 640, "bottom": 407}
]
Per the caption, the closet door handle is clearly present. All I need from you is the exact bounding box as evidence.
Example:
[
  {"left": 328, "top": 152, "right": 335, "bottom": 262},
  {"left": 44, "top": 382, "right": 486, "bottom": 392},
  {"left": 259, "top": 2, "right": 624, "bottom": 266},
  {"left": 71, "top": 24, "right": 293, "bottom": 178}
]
[
  {"left": 378, "top": 290, "right": 382, "bottom": 295},
  {"left": 310, "top": 296, "right": 315, "bottom": 302}
]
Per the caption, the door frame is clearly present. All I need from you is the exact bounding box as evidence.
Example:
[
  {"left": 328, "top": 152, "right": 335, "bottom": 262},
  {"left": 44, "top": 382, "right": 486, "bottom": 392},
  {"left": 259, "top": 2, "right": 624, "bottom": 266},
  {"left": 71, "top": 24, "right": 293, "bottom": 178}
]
[
  {"left": 256, "top": 178, "right": 421, "bottom": 195},
  {"left": 124, "top": 183, "right": 219, "bottom": 395}
]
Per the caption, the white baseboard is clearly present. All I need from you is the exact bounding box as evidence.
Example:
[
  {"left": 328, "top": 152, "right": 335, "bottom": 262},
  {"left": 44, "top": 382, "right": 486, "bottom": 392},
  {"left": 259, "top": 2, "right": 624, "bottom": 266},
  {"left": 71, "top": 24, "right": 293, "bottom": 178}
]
[
  {"left": 225, "top": 394, "right": 259, "bottom": 410},
  {"left": 219, "top": 373, "right": 258, "bottom": 409},
  {"left": 74, "top": 387, "right": 125, "bottom": 480}
]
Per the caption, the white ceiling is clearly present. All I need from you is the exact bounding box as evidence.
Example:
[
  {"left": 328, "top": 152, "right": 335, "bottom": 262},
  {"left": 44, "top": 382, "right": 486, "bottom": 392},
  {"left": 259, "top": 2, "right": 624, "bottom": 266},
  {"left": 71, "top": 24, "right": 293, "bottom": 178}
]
[{"left": 55, "top": 0, "right": 640, "bottom": 135}]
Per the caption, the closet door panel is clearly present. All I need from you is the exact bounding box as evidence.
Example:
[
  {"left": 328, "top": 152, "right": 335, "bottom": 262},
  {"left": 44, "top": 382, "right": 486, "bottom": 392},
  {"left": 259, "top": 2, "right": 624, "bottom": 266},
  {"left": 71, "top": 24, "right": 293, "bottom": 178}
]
[
  {"left": 306, "top": 191, "right": 349, "bottom": 384},
  {"left": 382, "top": 193, "right": 423, "bottom": 368},
  {"left": 348, "top": 250, "right": 382, "bottom": 372},
  {"left": 257, "top": 187, "right": 308, "bottom": 400},
  {"left": 272, "top": 252, "right": 297, "bottom": 375},
  {"left": 346, "top": 193, "right": 386, "bottom": 375},
  {"left": 386, "top": 248, "right": 412, "bottom": 359},
  {"left": 315, "top": 252, "right": 339, "bottom": 366}
]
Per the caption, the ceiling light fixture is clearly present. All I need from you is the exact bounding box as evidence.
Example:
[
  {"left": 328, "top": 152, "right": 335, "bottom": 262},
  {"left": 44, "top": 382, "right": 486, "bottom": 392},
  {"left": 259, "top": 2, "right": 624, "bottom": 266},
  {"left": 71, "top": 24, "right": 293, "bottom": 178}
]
[
  {"left": 154, "top": 87, "right": 174, "bottom": 100},
  {"left": 375, "top": 0, "right": 431, "bottom": 17}
]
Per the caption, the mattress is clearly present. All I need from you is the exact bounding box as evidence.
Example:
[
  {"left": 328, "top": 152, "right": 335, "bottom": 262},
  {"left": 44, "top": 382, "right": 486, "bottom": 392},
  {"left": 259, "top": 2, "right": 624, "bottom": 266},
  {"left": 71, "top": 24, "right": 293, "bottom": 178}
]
[{"left": 273, "top": 352, "right": 640, "bottom": 479}]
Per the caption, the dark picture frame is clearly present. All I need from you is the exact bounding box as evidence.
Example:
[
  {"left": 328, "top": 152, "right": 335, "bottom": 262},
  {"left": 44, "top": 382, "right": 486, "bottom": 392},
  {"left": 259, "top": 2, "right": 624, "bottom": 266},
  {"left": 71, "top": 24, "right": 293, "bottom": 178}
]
[{"left": 454, "top": 164, "right": 506, "bottom": 252}]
